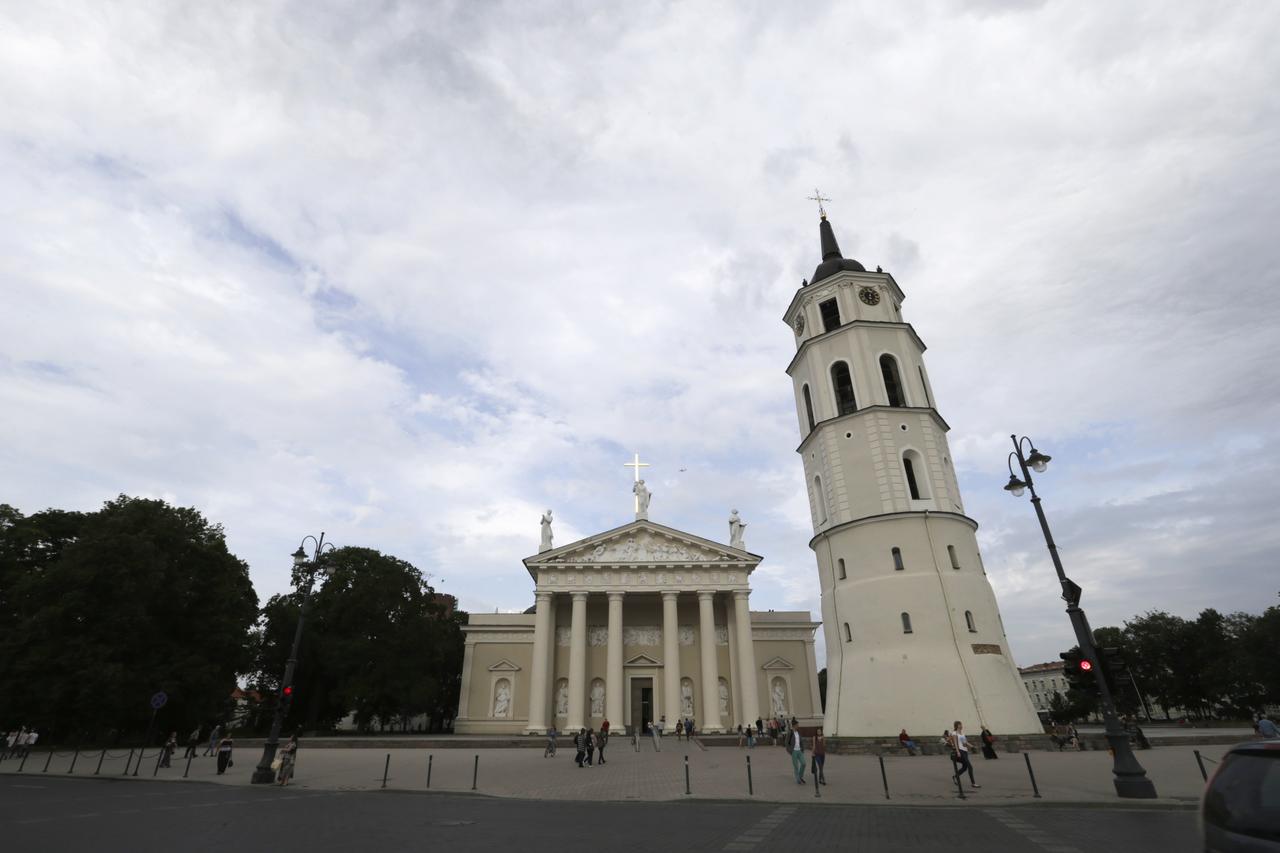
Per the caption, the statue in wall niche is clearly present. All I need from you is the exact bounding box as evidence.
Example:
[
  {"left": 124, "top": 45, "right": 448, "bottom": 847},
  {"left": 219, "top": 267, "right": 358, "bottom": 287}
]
[
  {"left": 555, "top": 681, "right": 569, "bottom": 718},
  {"left": 633, "top": 479, "right": 652, "bottom": 520},
  {"left": 493, "top": 680, "right": 511, "bottom": 718},
  {"left": 771, "top": 679, "right": 788, "bottom": 717},
  {"left": 539, "top": 509, "right": 554, "bottom": 553},
  {"left": 590, "top": 680, "right": 605, "bottom": 717},
  {"left": 728, "top": 509, "right": 746, "bottom": 549},
  {"left": 681, "top": 680, "right": 695, "bottom": 718},
  {"left": 718, "top": 680, "right": 730, "bottom": 718}
]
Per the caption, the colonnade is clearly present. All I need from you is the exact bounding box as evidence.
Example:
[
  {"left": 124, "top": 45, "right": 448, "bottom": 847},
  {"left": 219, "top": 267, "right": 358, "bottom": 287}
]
[{"left": 524, "top": 589, "right": 760, "bottom": 734}]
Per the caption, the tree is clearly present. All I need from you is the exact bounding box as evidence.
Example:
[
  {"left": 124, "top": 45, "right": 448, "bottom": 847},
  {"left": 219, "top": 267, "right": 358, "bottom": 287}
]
[
  {"left": 253, "top": 547, "right": 463, "bottom": 733},
  {"left": 0, "top": 497, "right": 259, "bottom": 742},
  {"left": 817, "top": 668, "right": 827, "bottom": 713}
]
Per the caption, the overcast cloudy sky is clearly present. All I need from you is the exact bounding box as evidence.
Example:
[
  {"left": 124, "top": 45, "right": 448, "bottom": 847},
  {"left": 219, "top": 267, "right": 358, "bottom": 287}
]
[{"left": 3, "top": 1, "right": 1278, "bottom": 669}]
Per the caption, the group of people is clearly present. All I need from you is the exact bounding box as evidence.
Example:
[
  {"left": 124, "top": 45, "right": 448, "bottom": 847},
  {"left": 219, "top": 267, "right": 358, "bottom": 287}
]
[
  {"left": 2, "top": 727, "right": 39, "bottom": 759},
  {"left": 568, "top": 720, "right": 609, "bottom": 766},
  {"left": 783, "top": 726, "right": 827, "bottom": 785}
]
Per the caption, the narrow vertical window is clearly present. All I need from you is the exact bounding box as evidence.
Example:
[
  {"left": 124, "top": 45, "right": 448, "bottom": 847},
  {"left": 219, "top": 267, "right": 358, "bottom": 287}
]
[
  {"left": 901, "top": 612, "right": 913, "bottom": 634},
  {"left": 902, "top": 450, "right": 930, "bottom": 500},
  {"left": 837, "top": 558, "right": 847, "bottom": 580},
  {"left": 813, "top": 475, "right": 828, "bottom": 524},
  {"left": 880, "top": 354, "right": 906, "bottom": 407},
  {"left": 819, "top": 298, "right": 841, "bottom": 332},
  {"left": 948, "top": 545, "right": 960, "bottom": 570},
  {"left": 843, "top": 622, "right": 852, "bottom": 643},
  {"left": 918, "top": 366, "right": 932, "bottom": 408},
  {"left": 965, "top": 611, "right": 976, "bottom": 633},
  {"left": 802, "top": 384, "right": 816, "bottom": 432},
  {"left": 831, "top": 361, "right": 857, "bottom": 416},
  {"left": 891, "top": 547, "right": 904, "bottom": 571}
]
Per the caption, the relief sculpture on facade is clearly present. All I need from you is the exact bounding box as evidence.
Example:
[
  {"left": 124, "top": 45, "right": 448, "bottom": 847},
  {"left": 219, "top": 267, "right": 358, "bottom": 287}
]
[{"left": 623, "top": 625, "right": 661, "bottom": 647}]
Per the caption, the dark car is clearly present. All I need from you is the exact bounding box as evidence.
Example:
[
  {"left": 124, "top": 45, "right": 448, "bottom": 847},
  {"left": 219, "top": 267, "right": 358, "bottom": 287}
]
[{"left": 1202, "top": 741, "right": 1280, "bottom": 852}]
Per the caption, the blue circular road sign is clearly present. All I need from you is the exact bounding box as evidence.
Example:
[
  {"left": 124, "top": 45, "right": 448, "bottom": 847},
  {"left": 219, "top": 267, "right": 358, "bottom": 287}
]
[{"left": 150, "top": 691, "right": 168, "bottom": 710}]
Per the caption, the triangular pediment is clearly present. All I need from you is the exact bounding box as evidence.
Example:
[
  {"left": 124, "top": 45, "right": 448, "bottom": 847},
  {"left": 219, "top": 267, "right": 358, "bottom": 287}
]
[
  {"left": 487, "top": 659, "right": 521, "bottom": 672},
  {"left": 625, "top": 654, "right": 662, "bottom": 667},
  {"left": 761, "top": 656, "right": 794, "bottom": 670},
  {"left": 526, "top": 519, "right": 761, "bottom": 569}
]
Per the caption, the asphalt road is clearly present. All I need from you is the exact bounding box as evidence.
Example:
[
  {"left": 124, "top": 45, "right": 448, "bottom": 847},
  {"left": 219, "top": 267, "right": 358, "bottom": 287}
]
[{"left": 0, "top": 776, "right": 1199, "bottom": 852}]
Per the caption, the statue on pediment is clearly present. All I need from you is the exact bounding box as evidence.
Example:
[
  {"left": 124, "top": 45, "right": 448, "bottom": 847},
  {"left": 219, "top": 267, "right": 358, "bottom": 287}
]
[
  {"left": 728, "top": 509, "right": 746, "bottom": 550},
  {"left": 540, "top": 509, "right": 554, "bottom": 553},
  {"left": 633, "top": 479, "right": 651, "bottom": 520}
]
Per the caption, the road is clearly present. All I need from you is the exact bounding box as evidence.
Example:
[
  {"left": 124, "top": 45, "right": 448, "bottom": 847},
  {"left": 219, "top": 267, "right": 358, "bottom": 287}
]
[{"left": 0, "top": 776, "right": 1198, "bottom": 852}]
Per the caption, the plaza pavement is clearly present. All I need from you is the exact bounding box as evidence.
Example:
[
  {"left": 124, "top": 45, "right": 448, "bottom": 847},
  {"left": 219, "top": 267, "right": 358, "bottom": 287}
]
[{"left": 1, "top": 737, "right": 1226, "bottom": 807}]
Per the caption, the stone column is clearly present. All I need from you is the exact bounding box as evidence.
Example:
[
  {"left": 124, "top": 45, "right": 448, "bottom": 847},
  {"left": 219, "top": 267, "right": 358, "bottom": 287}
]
[
  {"left": 732, "top": 590, "right": 760, "bottom": 728},
  {"left": 567, "top": 592, "right": 588, "bottom": 731},
  {"left": 606, "top": 591, "right": 625, "bottom": 727},
  {"left": 662, "top": 591, "right": 681, "bottom": 728},
  {"left": 524, "top": 591, "right": 554, "bottom": 734},
  {"left": 698, "top": 591, "right": 722, "bottom": 732}
]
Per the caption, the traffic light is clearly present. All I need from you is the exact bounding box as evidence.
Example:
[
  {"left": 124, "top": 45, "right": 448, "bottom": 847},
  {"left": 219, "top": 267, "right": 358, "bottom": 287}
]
[
  {"left": 282, "top": 685, "right": 294, "bottom": 699},
  {"left": 1060, "top": 648, "right": 1086, "bottom": 677},
  {"left": 1098, "top": 647, "right": 1132, "bottom": 684}
]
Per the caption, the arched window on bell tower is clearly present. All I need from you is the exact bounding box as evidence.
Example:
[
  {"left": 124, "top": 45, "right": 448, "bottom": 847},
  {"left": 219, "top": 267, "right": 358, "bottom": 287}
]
[
  {"left": 802, "top": 384, "right": 816, "bottom": 432},
  {"left": 813, "top": 475, "right": 828, "bottom": 524},
  {"left": 831, "top": 361, "right": 857, "bottom": 416},
  {"left": 902, "top": 449, "right": 930, "bottom": 501},
  {"left": 880, "top": 354, "right": 906, "bottom": 407}
]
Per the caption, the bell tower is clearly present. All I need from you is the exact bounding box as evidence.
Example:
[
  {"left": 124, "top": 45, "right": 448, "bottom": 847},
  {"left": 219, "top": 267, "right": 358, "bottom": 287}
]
[{"left": 784, "top": 212, "right": 1042, "bottom": 738}]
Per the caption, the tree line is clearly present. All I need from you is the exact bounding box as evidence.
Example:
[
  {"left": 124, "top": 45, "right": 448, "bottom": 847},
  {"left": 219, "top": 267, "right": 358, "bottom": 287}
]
[
  {"left": 0, "top": 497, "right": 463, "bottom": 744},
  {"left": 1052, "top": 605, "right": 1280, "bottom": 723}
]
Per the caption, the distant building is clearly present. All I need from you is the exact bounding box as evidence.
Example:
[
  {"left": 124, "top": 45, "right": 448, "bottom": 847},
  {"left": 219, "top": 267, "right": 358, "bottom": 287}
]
[{"left": 1018, "top": 661, "right": 1067, "bottom": 717}]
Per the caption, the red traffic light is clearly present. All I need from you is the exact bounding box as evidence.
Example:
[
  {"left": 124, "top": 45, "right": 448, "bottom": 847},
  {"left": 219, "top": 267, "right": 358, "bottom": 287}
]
[
  {"left": 1080, "top": 660, "right": 1093, "bottom": 672},
  {"left": 282, "top": 685, "right": 294, "bottom": 697}
]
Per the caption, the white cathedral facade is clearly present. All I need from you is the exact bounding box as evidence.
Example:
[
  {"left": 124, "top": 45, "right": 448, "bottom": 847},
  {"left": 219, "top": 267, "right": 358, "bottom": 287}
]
[{"left": 785, "top": 212, "right": 1042, "bottom": 737}]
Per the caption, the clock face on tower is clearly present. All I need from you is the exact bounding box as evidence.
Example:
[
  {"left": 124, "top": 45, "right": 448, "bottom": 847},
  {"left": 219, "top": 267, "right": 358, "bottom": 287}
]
[{"left": 859, "top": 287, "right": 881, "bottom": 306}]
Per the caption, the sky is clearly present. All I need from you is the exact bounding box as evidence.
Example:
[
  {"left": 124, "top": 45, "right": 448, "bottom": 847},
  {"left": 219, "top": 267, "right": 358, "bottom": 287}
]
[{"left": 3, "top": 1, "right": 1279, "bottom": 671}]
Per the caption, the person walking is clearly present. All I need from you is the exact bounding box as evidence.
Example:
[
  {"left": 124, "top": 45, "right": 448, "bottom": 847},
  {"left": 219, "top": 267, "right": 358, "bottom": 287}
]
[
  {"left": 746, "top": 723, "right": 755, "bottom": 749},
  {"left": 160, "top": 732, "right": 177, "bottom": 768},
  {"left": 184, "top": 726, "right": 201, "bottom": 759},
  {"left": 686, "top": 719, "right": 696, "bottom": 742},
  {"left": 899, "top": 729, "right": 918, "bottom": 755},
  {"left": 948, "top": 721, "right": 979, "bottom": 789},
  {"left": 21, "top": 728, "right": 38, "bottom": 758},
  {"left": 1254, "top": 714, "right": 1279, "bottom": 739},
  {"left": 574, "top": 728, "right": 587, "bottom": 767},
  {"left": 584, "top": 727, "right": 596, "bottom": 767},
  {"left": 544, "top": 725, "right": 558, "bottom": 758},
  {"left": 979, "top": 727, "right": 998, "bottom": 760},
  {"left": 597, "top": 724, "right": 609, "bottom": 765},
  {"left": 790, "top": 726, "right": 806, "bottom": 784},
  {"left": 811, "top": 729, "right": 827, "bottom": 785},
  {"left": 675, "top": 720, "right": 684, "bottom": 741},
  {"left": 215, "top": 733, "right": 234, "bottom": 775},
  {"left": 205, "top": 724, "right": 222, "bottom": 757},
  {"left": 275, "top": 735, "right": 298, "bottom": 786}
]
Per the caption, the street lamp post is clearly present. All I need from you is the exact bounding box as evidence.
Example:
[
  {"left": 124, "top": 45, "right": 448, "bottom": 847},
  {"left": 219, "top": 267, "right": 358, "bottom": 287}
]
[
  {"left": 1004, "top": 436, "right": 1157, "bottom": 799},
  {"left": 250, "top": 533, "right": 336, "bottom": 785}
]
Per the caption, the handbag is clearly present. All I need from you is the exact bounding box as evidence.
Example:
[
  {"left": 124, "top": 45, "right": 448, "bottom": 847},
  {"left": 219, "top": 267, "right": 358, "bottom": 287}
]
[{"left": 271, "top": 756, "right": 283, "bottom": 771}]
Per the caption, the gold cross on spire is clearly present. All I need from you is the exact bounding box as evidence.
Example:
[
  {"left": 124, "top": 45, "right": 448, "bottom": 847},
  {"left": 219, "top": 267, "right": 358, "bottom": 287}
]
[{"left": 807, "top": 188, "right": 831, "bottom": 220}]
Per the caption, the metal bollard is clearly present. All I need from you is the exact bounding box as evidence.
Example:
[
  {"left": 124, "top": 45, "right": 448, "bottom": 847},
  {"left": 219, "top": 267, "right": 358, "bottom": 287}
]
[
  {"left": 184, "top": 750, "right": 193, "bottom": 779},
  {"left": 879, "top": 754, "right": 891, "bottom": 800},
  {"left": 1194, "top": 750, "right": 1208, "bottom": 782},
  {"left": 17, "top": 749, "right": 30, "bottom": 773},
  {"left": 684, "top": 755, "right": 691, "bottom": 795},
  {"left": 153, "top": 747, "right": 164, "bottom": 777},
  {"left": 133, "top": 747, "right": 144, "bottom": 777},
  {"left": 746, "top": 755, "right": 753, "bottom": 796},
  {"left": 43, "top": 750, "right": 54, "bottom": 773},
  {"left": 472, "top": 754, "right": 479, "bottom": 791},
  {"left": 814, "top": 762, "right": 821, "bottom": 798},
  {"left": 95, "top": 750, "right": 107, "bottom": 775},
  {"left": 954, "top": 767, "right": 966, "bottom": 800},
  {"left": 122, "top": 748, "right": 134, "bottom": 776},
  {"left": 1023, "top": 753, "right": 1042, "bottom": 798},
  {"left": 427, "top": 754, "right": 432, "bottom": 788},
  {"left": 382, "top": 753, "right": 390, "bottom": 789},
  {"left": 68, "top": 747, "right": 80, "bottom": 775}
]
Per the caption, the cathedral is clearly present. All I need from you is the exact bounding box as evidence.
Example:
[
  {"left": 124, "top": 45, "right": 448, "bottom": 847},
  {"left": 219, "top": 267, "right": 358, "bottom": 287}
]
[{"left": 455, "top": 210, "right": 1041, "bottom": 739}]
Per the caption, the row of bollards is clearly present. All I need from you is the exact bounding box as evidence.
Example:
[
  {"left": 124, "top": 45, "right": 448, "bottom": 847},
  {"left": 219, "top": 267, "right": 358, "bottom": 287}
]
[{"left": 375, "top": 753, "right": 478, "bottom": 791}]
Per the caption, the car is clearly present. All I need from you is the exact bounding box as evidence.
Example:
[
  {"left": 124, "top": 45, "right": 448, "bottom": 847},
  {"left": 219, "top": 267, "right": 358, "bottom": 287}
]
[{"left": 1202, "top": 741, "right": 1280, "bottom": 852}]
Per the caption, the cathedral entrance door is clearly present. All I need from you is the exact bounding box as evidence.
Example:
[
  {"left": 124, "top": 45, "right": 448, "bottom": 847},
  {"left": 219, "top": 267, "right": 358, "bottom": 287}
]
[{"left": 630, "top": 677, "right": 654, "bottom": 735}]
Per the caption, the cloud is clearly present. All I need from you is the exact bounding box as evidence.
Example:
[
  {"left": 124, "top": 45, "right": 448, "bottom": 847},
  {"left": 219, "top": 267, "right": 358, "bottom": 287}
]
[{"left": 2, "top": 1, "right": 1277, "bottom": 672}]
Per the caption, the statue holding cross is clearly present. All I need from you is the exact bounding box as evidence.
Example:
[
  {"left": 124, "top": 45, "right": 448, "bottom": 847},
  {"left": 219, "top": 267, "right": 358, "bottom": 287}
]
[{"left": 625, "top": 452, "right": 652, "bottom": 520}]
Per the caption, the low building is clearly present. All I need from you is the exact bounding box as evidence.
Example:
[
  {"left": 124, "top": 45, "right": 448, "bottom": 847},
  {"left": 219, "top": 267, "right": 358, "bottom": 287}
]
[{"left": 1018, "top": 661, "right": 1067, "bottom": 718}]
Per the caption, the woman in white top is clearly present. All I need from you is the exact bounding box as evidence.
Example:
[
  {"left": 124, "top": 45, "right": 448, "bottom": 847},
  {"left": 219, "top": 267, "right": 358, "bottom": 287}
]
[{"left": 949, "top": 721, "right": 980, "bottom": 789}]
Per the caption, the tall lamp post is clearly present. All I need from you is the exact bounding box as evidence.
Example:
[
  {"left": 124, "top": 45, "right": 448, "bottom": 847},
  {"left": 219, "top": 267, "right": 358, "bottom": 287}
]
[
  {"left": 1004, "top": 436, "right": 1157, "bottom": 799},
  {"left": 251, "top": 533, "right": 336, "bottom": 785}
]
